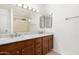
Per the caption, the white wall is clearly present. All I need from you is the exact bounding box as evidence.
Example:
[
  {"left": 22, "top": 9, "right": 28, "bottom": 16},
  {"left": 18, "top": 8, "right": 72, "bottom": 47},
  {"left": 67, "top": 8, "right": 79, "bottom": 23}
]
[
  {"left": 46, "top": 4, "right": 79, "bottom": 55},
  {"left": 0, "top": 9, "right": 11, "bottom": 34}
]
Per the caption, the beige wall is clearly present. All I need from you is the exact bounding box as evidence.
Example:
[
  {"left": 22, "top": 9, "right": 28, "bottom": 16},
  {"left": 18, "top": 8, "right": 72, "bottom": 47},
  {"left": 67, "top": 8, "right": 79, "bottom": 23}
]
[{"left": 13, "top": 18, "right": 30, "bottom": 33}]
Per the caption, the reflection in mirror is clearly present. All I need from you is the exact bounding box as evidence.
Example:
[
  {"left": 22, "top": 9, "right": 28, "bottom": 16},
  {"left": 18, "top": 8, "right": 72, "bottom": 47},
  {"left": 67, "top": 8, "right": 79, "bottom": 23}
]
[
  {"left": 40, "top": 14, "right": 52, "bottom": 28},
  {"left": 13, "top": 17, "right": 31, "bottom": 33}
]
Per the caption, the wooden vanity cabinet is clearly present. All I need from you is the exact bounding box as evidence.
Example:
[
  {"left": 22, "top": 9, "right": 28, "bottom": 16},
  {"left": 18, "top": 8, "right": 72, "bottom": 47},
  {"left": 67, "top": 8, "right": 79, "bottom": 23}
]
[{"left": 0, "top": 35, "right": 53, "bottom": 55}]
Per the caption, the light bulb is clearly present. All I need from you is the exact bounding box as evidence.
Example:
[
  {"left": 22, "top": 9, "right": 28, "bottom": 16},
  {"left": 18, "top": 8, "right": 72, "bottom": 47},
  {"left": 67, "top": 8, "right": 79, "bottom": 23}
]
[
  {"left": 28, "top": 19, "right": 31, "bottom": 22},
  {"left": 32, "top": 8, "right": 36, "bottom": 11},
  {"left": 36, "top": 9, "right": 39, "bottom": 12},
  {"left": 28, "top": 7, "right": 32, "bottom": 10}
]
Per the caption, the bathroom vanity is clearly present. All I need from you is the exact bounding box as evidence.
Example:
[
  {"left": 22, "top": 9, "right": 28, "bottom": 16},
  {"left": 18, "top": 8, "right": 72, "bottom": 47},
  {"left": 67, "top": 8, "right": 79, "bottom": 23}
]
[
  {"left": 0, "top": 33, "right": 53, "bottom": 55},
  {"left": 0, "top": 5, "right": 53, "bottom": 55}
]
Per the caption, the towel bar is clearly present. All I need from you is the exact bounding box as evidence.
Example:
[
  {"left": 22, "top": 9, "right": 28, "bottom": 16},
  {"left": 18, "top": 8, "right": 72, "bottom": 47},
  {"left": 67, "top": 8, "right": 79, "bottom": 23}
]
[{"left": 66, "top": 16, "right": 79, "bottom": 20}]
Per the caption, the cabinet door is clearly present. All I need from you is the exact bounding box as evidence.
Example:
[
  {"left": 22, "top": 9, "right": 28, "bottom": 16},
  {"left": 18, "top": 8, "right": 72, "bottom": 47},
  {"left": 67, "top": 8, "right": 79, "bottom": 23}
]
[
  {"left": 22, "top": 46, "right": 34, "bottom": 55},
  {"left": 48, "top": 35, "right": 53, "bottom": 50},
  {"left": 42, "top": 36, "right": 49, "bottom": 54},
  {"left": 34, "top": 38, "right": 42, "bottom": 55},
  {"left": 21, "top": 39, "right": 34, "bottom": 55}
]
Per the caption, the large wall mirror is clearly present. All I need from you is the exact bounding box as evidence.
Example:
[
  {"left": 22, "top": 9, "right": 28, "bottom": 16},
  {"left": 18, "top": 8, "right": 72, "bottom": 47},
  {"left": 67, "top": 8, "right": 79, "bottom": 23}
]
[{"left": 12, "top": 5, "right": 32, "bottom": 33}]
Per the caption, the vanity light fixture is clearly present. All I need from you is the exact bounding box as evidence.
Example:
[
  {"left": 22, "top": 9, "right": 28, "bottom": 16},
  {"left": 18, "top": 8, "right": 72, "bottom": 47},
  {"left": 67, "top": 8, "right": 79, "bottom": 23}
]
[{"left": 17, "top": 4, "right": 39, "bottom": 13}]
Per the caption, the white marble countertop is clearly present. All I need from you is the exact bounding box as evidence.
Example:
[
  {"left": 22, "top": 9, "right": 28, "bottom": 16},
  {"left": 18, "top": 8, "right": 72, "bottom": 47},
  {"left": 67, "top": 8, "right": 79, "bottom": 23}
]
[{"left": 0, "top": 32, "right": 53, "bottom": 45}]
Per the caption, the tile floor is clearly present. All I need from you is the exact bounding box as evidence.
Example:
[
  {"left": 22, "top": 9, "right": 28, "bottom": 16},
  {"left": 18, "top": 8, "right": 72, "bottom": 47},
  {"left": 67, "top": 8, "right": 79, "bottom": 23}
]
[{"left": 46, "top": 50, "right": 60, "bottom": 55}]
